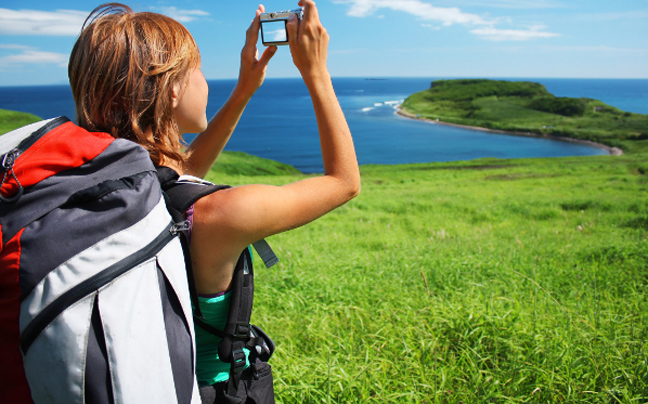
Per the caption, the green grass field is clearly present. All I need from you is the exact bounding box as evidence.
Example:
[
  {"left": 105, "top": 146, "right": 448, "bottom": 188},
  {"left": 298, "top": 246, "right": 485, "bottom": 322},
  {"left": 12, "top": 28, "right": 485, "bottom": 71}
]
[
  {"left": 210, "top": 152, "right": 648, "bottom": 403},
  {"left": 3, "top": 109, "right": 648, "bottom": 402}
]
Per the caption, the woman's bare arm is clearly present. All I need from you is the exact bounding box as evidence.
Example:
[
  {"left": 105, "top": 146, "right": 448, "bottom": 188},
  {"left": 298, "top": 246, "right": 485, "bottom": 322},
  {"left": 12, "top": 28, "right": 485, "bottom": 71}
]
[{"left": 190, "top": 0, "right": 360, "bottom": 294}]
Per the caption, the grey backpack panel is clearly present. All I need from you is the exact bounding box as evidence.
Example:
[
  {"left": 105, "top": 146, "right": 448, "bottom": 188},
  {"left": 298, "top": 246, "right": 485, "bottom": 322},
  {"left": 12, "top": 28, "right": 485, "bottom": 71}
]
[{"left": 0, "top": 118, "right": 201, "bottom": 404}]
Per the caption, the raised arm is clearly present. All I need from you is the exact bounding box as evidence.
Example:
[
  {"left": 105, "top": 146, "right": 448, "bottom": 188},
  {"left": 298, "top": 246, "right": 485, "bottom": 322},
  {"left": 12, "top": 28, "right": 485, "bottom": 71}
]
[
  {"left": 184, "top": 5, "right": 277, "bottom": 178},
  {"left": 190, "top": 0, "right": 360, "bottom": 293},
  {"left": 287, "top": 0, "right": 359, "bottom": 187}
]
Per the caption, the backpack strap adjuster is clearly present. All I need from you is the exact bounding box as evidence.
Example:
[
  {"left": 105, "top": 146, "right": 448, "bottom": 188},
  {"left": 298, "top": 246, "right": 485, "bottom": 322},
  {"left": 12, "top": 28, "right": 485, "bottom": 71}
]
[
  {"left": 231, "top": 348, "right": 247, "bottom": 375},
  {"left": 234, "top": 323, "right": 251, "bottom": 340}
]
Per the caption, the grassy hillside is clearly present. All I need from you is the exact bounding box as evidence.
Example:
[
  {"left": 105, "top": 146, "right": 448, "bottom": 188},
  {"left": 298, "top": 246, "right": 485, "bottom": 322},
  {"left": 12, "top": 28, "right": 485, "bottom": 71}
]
[
  {"left": 208, "top": 153, "right": 648, "bottom": 403},
  {"left": 400, "top": 79, "right": 648, "bottom": 154},
  {"left": 206, "top": 150, "right": 301, "bottom": 177},
  {"left": 0, "top": 109, "right": 41, "bottom": 135}
]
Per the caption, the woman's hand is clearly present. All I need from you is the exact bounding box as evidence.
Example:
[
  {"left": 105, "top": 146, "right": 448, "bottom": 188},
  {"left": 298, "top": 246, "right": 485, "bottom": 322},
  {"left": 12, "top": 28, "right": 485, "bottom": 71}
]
[
  {"left": 286, "top": 0, "right": 329, "bottom": 81},
  {"left": 235, "top": 4, "right": 277, "bottom": 99}
]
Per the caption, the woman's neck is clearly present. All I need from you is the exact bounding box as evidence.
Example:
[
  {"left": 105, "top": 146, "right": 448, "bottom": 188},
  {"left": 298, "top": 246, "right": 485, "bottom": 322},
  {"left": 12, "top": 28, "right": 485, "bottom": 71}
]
[{"left": 158, "top": 156, "right": 184, "bottom": 175}]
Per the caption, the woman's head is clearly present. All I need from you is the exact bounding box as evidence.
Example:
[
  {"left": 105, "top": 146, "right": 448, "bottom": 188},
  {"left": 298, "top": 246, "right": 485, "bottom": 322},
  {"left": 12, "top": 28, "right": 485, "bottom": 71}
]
[{"left": 69, "top": 3, "right": 202, "bottom": 166}]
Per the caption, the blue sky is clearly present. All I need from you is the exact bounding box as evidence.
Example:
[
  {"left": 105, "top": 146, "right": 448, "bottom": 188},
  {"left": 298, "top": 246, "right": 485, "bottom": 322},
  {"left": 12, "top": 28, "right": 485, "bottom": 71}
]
[{"left": 1, "top": 0, "right": 646, "bottom": 86}]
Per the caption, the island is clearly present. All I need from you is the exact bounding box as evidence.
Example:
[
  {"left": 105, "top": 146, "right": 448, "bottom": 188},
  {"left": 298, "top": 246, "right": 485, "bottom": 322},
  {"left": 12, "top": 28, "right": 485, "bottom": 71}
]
[{"left": 398, "top": 79, "right": 648, "bottom": 155}]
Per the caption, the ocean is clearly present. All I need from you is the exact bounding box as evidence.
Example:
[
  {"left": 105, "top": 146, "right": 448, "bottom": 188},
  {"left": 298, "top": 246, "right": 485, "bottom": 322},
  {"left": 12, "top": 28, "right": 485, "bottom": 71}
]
[{"left": 1, "top": 77, "right": 646, "bottom": 173}]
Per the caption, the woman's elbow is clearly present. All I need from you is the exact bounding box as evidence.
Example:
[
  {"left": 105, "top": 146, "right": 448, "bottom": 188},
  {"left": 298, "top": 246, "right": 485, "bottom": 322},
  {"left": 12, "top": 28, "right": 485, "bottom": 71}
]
[
  {"left": 344, "top": 175, "right": 361, "bottom": 202},
  {"left": 328, "top": 169, "right": 360, "bottom": 204}
]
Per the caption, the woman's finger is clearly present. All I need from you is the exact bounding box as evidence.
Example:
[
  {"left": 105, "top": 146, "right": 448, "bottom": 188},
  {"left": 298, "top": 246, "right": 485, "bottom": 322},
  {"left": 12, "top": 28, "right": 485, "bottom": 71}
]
[
  {"left": 242, "top": 6, "right": 263, "bottom": 59},
  {"left": 300, "top": 0, "right": 320, "bottom": 24},
  {"left": 258, "top": 45, "right": 277, "bottom": 67}
]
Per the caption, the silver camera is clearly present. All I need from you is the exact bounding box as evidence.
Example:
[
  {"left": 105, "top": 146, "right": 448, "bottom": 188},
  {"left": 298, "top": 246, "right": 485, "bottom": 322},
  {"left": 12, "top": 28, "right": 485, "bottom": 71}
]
[{"left": 260, "top": 8, "right": 303, "bottom": 46}]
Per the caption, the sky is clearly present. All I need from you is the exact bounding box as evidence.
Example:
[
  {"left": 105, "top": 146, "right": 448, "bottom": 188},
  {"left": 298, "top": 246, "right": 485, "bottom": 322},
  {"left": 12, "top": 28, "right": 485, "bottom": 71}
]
[{"left": 0, "top": 0, "right": 647, "bottom": 86}]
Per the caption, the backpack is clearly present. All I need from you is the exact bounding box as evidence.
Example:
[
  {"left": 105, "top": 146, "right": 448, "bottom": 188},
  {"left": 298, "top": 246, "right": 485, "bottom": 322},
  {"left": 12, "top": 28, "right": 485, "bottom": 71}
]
[
  {"left": 0, "top": 117, "right": 201, "bottom": 404},
  {"left": 157, "top": 167, "right": 278, "bottom": 404}
]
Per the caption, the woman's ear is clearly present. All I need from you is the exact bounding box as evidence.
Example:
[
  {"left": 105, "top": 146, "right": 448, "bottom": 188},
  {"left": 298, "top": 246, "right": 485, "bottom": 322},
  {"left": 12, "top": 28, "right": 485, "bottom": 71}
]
[{"left": 171, "top": 81, "right": 182, "bottom": 109}]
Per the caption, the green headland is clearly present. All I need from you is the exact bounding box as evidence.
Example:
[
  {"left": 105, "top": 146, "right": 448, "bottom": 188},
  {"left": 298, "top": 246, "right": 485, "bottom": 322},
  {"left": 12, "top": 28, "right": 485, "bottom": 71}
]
[
  {"left": 2, "top": 91, "right": 648, "bottom": 402},
  {"left": 0, "top": 109, "right": 41, "bottom": 136},
  {"left": 399, "top": 79, "right": 648, "bottom": 155}
]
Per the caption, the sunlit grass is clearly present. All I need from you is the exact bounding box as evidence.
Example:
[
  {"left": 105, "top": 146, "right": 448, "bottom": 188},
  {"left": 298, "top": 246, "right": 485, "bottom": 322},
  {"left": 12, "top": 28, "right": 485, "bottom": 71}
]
[{"left": 209, "top": 152, "right": 648, "bottom": 403}]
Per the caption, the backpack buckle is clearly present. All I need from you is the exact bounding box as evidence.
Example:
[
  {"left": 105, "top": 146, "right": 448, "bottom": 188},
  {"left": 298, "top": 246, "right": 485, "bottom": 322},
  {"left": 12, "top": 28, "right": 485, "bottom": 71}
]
[
  {"left": 231, "top": 348, "right": 247, "bottom": 374},
  {"left": 234, "top": 323, "right": 251, "bottom": 339},
  {"left": 170, "top": 220, "right": 192, "bottom": 235}
]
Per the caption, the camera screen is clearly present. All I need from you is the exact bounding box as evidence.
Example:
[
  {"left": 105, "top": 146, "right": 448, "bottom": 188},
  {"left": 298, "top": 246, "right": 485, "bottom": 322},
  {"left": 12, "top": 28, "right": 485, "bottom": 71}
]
[{"left": 261, "top": 20, "right": 288, "bottom": 43}]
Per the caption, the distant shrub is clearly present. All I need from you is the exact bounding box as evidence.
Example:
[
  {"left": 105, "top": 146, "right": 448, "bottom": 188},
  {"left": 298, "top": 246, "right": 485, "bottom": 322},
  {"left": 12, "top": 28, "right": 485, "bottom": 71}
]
[
  {"left": 529, "top": 97, "right": 587, "bottom": 117},
  {"left": 427, "top": 79, "right": 549, "bottom": 102},
  {"left": 560, "top": 200, "right": 594, "bottom": 211},
  {"left": 624, "top": 216, "right": 648, "bottom": 229}
]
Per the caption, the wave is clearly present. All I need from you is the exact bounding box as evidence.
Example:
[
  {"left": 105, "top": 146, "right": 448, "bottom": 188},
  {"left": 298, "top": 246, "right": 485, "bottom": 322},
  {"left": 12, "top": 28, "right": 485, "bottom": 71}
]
[{"left": 363, "top": 99, "right": 404, "bottom": 112}]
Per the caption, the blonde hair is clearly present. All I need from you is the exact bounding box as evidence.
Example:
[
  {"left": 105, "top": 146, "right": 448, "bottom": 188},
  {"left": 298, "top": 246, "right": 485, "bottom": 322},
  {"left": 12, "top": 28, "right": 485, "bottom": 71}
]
[{"left": 69, "top": 3, "right": 201, "bottom": 166}]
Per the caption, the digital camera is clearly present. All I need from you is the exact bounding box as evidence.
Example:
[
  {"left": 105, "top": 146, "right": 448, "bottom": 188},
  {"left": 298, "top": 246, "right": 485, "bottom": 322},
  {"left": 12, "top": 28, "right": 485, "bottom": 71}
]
[{"left": 260, "top": 8, "right": 303, "bottom": 46}]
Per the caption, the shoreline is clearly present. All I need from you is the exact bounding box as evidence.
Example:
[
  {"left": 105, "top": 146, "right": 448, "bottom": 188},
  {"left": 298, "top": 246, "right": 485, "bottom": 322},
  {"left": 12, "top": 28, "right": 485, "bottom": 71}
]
[{"left": 395, "top": 108, "right": 624, "bottom": 156}]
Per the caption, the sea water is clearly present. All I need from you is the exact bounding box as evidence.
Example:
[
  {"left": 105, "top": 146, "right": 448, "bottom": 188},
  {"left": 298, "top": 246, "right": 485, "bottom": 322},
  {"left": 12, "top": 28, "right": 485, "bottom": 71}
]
[{"left": 1, "top": 78, "right": 646, "bottom": 173}]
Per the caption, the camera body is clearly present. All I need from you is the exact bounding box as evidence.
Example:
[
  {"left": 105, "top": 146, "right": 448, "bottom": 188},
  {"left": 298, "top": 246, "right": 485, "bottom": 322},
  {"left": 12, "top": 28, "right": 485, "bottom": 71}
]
[{"left": 260, "top": 8, "right": 303, "bottom": 46}]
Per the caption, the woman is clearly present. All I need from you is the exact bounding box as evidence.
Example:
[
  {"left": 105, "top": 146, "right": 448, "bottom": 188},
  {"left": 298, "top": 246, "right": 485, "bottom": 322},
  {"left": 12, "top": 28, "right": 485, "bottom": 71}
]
[{"left": 69, "top": 1, "right": 360, "bottom": 403}]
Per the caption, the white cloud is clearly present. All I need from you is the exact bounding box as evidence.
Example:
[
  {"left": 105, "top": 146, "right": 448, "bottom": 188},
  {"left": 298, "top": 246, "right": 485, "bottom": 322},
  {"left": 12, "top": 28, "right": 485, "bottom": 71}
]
[
  {"left": 152, "top": 7, "right": 210, "bottom": 23},
  {"left": 421, "top": 24, "right": 442, "bottom": 31},
  {"left": 0, "top": 44, "right": 32, "bottom": 50},
  {"left": 454, "top": 0, "right": 564, "bottom": 9},
  {"left": 0, "top": 7, "right": 211, "bottom": 36},
  {"left": 470, "top": 25, "right": 561, "bottom": 41},
  {"left": 0, "top": 47, "right": 68, "bottom": 67},
  {"left": 0, "top": 8, "right": 87, "bottom": 36},
  {"left": 334, "top": 0, "right": 490, "bottom": 25},
  {"left": 335, "top": 0, "right": 561, "bottom": 41}
]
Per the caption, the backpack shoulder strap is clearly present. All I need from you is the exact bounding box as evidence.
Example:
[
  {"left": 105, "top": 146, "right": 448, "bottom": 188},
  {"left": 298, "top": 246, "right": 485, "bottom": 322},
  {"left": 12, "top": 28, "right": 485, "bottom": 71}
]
[
  {"left": 155, "top": 166, "right": 277, "bottom": 397},
  {"left": 155, "top": 165, "right": 278, "bottom": 309},
  {"left": 218, "top": 247, "right": 256, "bottom": 399},
  {"left": 155, "top": 166, "right": 229, "bottom": 320},
  {"left": 217, "top": 248, "right": 275, "bottom": 400},
  {"left": 156, "top": 166, "right": 279, "bottom": 267},
  {"left": 156, "top": 166, "right": 231, "bottom": 213}
]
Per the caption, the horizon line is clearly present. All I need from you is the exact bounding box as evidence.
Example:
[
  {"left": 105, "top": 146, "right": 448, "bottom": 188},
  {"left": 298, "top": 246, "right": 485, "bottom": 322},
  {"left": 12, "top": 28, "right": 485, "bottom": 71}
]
[{"left": 2, "top": 75, "right": 648, "bottom": 88}]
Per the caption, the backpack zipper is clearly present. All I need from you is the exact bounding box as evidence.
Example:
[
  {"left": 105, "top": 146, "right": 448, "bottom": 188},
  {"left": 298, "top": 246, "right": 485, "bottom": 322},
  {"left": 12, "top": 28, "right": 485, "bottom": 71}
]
[{"left": 20, "top": 223, "right": 178, "bottom": 354}]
